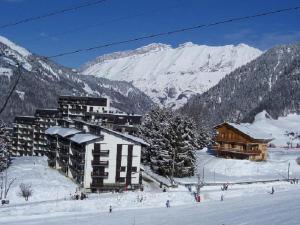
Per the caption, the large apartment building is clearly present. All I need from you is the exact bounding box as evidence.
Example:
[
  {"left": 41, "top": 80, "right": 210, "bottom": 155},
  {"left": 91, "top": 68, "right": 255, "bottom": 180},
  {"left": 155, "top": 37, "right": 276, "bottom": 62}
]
[
  {"left": 11, "top": 96, "right": 142, "bottom": 156},
  {"left": 58, "top": 95, "right": 110, "bottom": 119},
  {"left": 11, "top": 109, "right": 59, "bottom": 156},
  {"left": 46, "top": 120, "right": 147, "bottom": 192}
]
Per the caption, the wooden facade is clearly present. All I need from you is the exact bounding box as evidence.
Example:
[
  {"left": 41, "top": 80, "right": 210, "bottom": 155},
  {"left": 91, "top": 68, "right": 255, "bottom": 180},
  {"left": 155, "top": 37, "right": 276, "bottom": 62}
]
[{"left": 212, "top": 123, "right": 272, "bottom": 161}]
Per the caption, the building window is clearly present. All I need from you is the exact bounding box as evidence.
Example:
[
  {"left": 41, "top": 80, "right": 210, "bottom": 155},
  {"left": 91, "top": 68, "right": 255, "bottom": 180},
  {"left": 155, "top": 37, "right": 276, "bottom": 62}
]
[
  {"left": 132, "top": 167, "right": 137, "bottom": 172},
  {"left": 120, "top": 166, "right": 126, "bottom": 172}
]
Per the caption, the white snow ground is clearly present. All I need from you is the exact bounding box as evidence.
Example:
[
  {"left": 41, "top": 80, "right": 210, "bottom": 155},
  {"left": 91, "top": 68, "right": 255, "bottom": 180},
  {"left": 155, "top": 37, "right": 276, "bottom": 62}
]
[
  {"left": 1, "top": 150, "right": 300, "bottom": 225},
  {"left": 1, "top": 184, "right": 300, "bottom": 225},
  {"left": 4, "top": 157, "right": 77, "bottom": 204},
  {"left": 246, "top": 111, "right": 300, "bottom": 147},
  {"left": 176, "top": 148, "right": 300, "bottom": 184}
]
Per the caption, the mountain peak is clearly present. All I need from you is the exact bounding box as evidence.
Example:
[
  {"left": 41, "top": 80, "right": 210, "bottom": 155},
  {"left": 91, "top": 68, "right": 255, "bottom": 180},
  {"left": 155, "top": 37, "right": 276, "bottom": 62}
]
[{"left": 82, "top": 42, "right": 262, "bottom": 108}]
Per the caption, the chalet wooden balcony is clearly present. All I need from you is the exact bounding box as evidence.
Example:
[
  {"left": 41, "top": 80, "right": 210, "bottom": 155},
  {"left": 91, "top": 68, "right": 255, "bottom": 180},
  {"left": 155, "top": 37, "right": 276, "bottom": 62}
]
[
  {"left": 214, "top": 137, "right": 258, "bottom": 145},
  {"left": 91, "top": 160, "right": 109, "bottom": 166},
  {"left": 212, "top": 146, "right": 262, "bottom": 155},
  {"left": 92, "top": 149, "right": 109, "bottom": 156},
  {"left": 91, "top": 172, "right": 108, "bottom": 178}
]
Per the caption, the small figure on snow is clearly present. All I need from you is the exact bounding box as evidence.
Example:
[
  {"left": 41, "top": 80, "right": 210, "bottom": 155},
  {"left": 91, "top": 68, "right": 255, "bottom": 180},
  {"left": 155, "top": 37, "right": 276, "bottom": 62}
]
[
  {"left": 166, "top": 200, "right": 170, "bottom": 208},
  {"left": 109, "top": 205, "right": 112, "bottom": 213},
  {"left": 270, "top": 186, "right": 274, "bottom": 195},
  {"left": 220, "top": 194, "right": 224, "bottom": 201},
  {"left": 163, "top": 187, "right": 167, "bottom": 192}
]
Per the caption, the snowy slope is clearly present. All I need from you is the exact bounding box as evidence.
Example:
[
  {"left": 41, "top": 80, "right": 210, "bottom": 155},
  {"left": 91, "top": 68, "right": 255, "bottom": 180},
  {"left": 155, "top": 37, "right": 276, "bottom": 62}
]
[
  {"left": 248, "top": 111, "right": 300, "bottom": 147},
  {"left": 81, "top": 43, "right": 262, "bottom": 108},
  {"left": 1, "top": 183, "right": 300, "bottom": 225},
  {"left": 227, "top": 111, "right": 300, "bottom": 148},
  {"left": 4, "top": 157, "right": 77, "bottom": 203}
]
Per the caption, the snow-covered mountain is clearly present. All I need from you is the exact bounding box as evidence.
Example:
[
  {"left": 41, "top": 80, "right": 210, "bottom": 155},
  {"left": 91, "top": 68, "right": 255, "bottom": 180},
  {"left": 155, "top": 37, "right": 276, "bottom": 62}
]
[
  {"left": 0, "top": 36, "right": 153, "bottom": 122},
  {"left": 181, "top": 42, "right": 300, "bottom": 128},
  {"left": 81, "top": 42, "right": 262, "bottom": 108}
]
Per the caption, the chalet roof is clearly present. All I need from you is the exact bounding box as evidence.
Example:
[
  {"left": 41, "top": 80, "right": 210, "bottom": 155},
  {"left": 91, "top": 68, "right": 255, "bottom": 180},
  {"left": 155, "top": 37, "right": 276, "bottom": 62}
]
[
  {"left": 45, "top": 126, "right": 81, "bottom": 137},
  {"left": 70, "top": 133, "right": 101, "bottom": 144},
  {"left": 215, "top": 122, "right": 273, "bottom": 141}
]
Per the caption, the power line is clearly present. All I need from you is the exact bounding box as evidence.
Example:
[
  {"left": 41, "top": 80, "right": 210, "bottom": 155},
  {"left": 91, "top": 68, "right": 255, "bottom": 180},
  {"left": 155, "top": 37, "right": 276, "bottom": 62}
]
[
  {"left": 23, "top": 1, "right": 185, "bottom": 44},
  {"left": 0, "top": 64, "right": 22, "bottom": 115},
  {"left": 47, "top": 5, "right": 300, "bottom": 59},
  {"left": 0, "top": 0, "right": 108, "bottom": 29}
]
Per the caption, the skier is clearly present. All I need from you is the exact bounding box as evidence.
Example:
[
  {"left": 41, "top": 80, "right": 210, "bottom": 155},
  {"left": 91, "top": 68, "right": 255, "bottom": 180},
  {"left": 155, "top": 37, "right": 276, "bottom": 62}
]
[
  {"left": 109, "top": 205, "right": 112, "bottom": 213},
  {"left": 270, "top": 186, "right": 274, "bottom": 195},
  {"left": 163, "top": 187, "right": 167, "bottom": 192},
  {"left": 220, "top": 194, "right": 224, "bottom": 201},
  {"left": 166, "top": 200, "right": 170, "bottom": 208}
]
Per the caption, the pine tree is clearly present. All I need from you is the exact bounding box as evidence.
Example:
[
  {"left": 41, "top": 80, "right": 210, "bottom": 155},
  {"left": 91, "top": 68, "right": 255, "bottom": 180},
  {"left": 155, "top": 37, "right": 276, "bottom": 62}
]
[
  {"left": 0, "top": 120, "right": 9, "bottom": 172},
  {"left": 139, "top": 107, "right": 210, "bottom": 178}
]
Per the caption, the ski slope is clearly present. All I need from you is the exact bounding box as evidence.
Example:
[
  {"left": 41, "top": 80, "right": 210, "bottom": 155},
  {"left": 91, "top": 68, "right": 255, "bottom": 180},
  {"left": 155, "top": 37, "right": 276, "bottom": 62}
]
[{"left": 1, "top": 186, "right": 300, "bottom": 225}]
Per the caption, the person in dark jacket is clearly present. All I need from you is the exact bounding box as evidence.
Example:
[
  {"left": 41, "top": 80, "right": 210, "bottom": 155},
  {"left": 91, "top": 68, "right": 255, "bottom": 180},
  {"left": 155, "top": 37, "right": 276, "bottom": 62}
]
[{"left": 109, "top": 205, "right": 112, "bottom": 213}]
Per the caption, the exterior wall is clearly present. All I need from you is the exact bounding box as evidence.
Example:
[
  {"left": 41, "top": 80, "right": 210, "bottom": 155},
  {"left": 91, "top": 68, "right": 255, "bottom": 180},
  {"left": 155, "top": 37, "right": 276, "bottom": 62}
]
[
  {"left": 100, "top": 131, "right": 141, "bottom": 186},
  {"left": 47, "top": 130, "right": 142, "bottom": 192},
  {"left": 83, "top": 144, "right": 93, "bottom": 188}
]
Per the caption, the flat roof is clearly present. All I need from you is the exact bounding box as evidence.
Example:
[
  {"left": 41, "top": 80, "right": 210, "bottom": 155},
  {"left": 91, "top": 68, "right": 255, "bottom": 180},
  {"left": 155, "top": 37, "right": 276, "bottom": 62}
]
[
  {"left": 45, "top": 126, "right": 81, "bottom": 137},
  {"left": 70, "top": 133, "right": 101, "bottom": 144}
]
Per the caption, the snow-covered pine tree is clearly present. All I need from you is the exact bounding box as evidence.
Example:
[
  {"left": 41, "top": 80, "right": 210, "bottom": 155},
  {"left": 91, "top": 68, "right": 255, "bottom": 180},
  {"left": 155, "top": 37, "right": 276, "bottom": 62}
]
[
  {"left": 139, "top": 107, "right": 210, "bottom": 178},
  {"left": 0, "top": 120, "right": 9, "bottom": 172}
]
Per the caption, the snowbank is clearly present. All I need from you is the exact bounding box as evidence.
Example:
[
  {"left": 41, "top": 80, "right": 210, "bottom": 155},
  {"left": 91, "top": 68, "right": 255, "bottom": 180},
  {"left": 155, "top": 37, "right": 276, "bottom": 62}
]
[{"left": 4, "top": 157, "right": 77, "bottom": 204}]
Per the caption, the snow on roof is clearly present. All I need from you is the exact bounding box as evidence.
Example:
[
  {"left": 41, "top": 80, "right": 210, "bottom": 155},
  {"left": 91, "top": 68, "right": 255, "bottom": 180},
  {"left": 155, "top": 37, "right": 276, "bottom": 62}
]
[
  {"left": 101, "top": 127, "right": 149, "bottom": 146},
  {"left": 227, "top": 122, "right": 273, "bottom": 140},
  {"left": 70, "top": 133, "right": 101, "bottom": 144},
  {"left": 45, "top": 126, "right": 81, "bottom": 137}
]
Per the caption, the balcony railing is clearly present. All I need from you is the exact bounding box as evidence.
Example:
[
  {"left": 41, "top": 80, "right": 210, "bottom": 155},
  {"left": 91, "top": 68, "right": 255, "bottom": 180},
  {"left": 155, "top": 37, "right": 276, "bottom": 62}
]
[
  {"left": 91, "top": 160, "right": 109, "bottom": 166},
  {"left": 91, "top": 172, "right": 108, "bottom": 178},
  {"left": 90, "top": 182, "right": 103, "bottom": 187},
  {"left": 92, "top": 149, "right": 109, "bottom": 156},
  {"left": 212, "top": 146, "right": 262, "bottom": 155}
]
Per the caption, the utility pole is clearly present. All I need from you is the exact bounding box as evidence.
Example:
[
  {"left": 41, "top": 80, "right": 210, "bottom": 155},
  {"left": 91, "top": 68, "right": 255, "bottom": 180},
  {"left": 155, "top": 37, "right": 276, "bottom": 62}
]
[
  {"left": 288, "top": 162, "right": 290, "bottom": 180},
  {"left": 171, "top": 148, "right": 175, "bottom": 186}
]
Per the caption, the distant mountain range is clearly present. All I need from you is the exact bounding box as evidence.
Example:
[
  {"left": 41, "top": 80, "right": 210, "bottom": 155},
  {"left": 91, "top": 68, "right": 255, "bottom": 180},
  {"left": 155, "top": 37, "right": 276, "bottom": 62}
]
[
  {"left": 1, "top": 35, "right": 299, "bottom": 128},
  {"left": 0, "top": 36, "right": 153, "bottom": 122},
  {"left": 180, "top": 42, "right": 300, "bottom": 128},
  {"left": 81, "top": 42, "right": 262, "bottom": 108}
]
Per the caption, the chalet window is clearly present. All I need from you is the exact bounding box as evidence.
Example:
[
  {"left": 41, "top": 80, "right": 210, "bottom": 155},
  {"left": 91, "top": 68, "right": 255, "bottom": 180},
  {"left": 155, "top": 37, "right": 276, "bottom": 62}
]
[{"left": 120, "top": 166, "right": 126, "bottom": 172}]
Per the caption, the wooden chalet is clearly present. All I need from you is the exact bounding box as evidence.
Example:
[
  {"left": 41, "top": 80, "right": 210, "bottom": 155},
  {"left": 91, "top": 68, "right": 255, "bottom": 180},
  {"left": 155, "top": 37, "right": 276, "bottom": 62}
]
[{"left": 212, "top": 122, "right": 273, "bottom": 161}]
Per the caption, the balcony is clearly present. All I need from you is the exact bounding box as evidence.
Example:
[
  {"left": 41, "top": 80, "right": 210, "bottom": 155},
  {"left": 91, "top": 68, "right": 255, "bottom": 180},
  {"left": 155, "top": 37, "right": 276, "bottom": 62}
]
[
  {"left": 91, "top": 160, "right": 109, "bottom": 166},
  {"left": 91, "top": 172, "right": 108, "bottom": 178},
  {"left": 212, "top": 146, "right": 262, "bottom": 156},
  {"left": 90, "top": 182, "right": 103, "bottom": 187},
  {"left": 92, "top": 149, "right": 109, "bottom": 156}
]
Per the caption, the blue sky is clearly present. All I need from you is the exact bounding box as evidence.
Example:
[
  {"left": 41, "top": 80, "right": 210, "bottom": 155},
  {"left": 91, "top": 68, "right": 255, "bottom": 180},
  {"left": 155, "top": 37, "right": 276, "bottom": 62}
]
[{"left": 1, "top": 0, "right": 300, "bottom": 68}]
